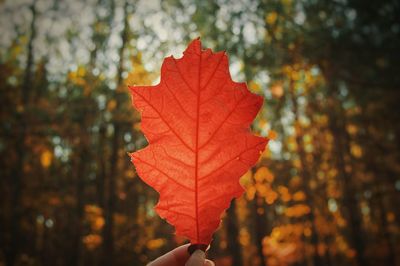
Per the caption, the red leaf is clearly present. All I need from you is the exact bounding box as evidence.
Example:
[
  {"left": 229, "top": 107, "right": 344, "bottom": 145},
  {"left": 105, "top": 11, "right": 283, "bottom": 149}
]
[{"left": 129, "top": 39, "right": 268, "bottom": 244}]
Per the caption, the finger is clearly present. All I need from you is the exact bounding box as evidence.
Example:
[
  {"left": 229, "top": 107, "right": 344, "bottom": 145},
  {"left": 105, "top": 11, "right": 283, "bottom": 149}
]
[
  {"left": 185, "top": 249, "right": 205, "bottom": 266},
  {"left": 204, "top": 259, "right": 215, "bottom": 266},
  {"left": 148, "top": 244, "right": 191, "bottom": 266}
]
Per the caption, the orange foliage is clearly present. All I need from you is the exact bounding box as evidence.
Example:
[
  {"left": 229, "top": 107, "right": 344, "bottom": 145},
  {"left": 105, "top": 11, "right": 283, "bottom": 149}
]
[
  {"left": 285, "top": 204, "right": 311, "bottom": 218},
  {"left": 83, "top": 234, "right": 102, "bottom": 250},
  {"left": 263, "top": 224, "right": 305, "bottom": 266}
]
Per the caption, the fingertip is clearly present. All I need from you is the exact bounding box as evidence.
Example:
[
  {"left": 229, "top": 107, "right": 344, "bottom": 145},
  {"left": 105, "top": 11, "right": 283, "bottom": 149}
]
[
  {"left": 204, "top": 259, "right": 215, "bottom": 266},
  {"left": 148, "top": 244, "right": 191, "bottom": 266},
  {"left": 185, "top": 250, "right": 205, "bottom": 266},
  {"left": 188, "top": 244, "right": 209, "bottom": 254}
]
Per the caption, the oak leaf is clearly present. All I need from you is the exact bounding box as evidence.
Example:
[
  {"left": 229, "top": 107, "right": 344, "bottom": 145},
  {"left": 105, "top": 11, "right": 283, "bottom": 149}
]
[{"left": 129, "top": 39, "right": 268, "bottom": 244}]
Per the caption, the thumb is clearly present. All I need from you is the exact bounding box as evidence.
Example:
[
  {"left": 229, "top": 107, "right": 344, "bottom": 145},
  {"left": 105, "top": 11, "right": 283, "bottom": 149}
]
[{"left": 185, "top": 249, "right": 205, "bottom": 266}]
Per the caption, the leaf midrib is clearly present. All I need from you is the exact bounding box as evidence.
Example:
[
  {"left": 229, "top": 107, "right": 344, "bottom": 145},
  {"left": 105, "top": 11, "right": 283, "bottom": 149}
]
[
  {"left": 194, "top": 49, "right": 225, "bottom": 243},
  {"left": 194, "top": 48, "right": 201, "bottom": 243}
]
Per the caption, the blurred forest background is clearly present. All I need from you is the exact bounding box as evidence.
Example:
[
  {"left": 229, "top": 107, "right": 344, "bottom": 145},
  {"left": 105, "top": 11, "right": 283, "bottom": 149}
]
[{"left": 1, "top": 0, "right": 400, "bottom": 265}]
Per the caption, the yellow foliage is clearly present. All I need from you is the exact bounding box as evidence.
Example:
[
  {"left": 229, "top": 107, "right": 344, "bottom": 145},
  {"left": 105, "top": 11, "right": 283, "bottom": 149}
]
[
  {"left": 387, "top": 212, "right": 395, "bottom": 223},
  {"left": 285, "top": 204, "right": 311, "bottom": 218},
  {"left": 239, "top": 170, "right": 253, "bottom": 186},
  {"left": 77, "top": 66, "right": 86, "bottom": 76},
  {"left": 303, "top": 134, "right": 312, "bottom": 143},
  {"left": 124, "top": 169, "right": 136, "bottom": 179},
  {"left": 292, "top": 191, "right": 306, "bottom": 201},
  {"left": 350, "top": 144, "right": 363, "bottom": 158},
  {"left": 236, "top": 197, "right": 249, "bottom": 222},
  {"left": 40, "top": 150, "right": 53, "bottom": 168},
  {"left": 287, "top": 136, "right": 297, "bottom": 151},
  {"left": 68, "top": 65, "right": 87, "bottom": 86},
  {"left": 309, "top": 180, "right": 317, "bottom": 190},
  {"left": 270, "top": 83, "right": 284, "bottom": 98},
  {"left": 254, "top": 167, "right": 274, "bottom": 183},
  {"left": 246, "top": 186, "right": 256, "bottom": 200},
  {"left": 346, "top": 124, "right": 358, "bottom": 135},
  {"left": 261, "top": 148, "right": 271, "bottom": 159},
  {"left": 266, "top": 190, "right": 278, "bottom": 205},
  {"left": 267, "top": 130, "right": 278, "bottom": 140},
  {"left": 249, "top": 81, "right": 261, "bottom": 93},
  {"left": 319, "top": 115, "right": 329, "bottom": 126},
  {"left": 266, "top": 12, "right": 278, "bottom": 25},
  {"left": 303, "top": 227, "right": 312, "bottom": 237},
  {"left": 282, "top": 65, "right": 292, "bottom": 75},
  {"left": 263, "top": 224, "right": 304, "bottom": 265},
  {"left": 257, "top": 119, "right": 268, "bottom": 130},
  {"left": 239, "top": 228, "right": 251, "bottom": 246},
  {"left": 290, "top": 71, "right": 300, "bottom": 81},
  {"left": 107, "top": 99, "right": 117, "bottom": 111},
  {"left": 278, "top": 186, "right": 291, "bottom": 202},
  {"left": 125, "top": 52, "right": 154, "bottom": 86},
  {"left": 85, "top": 204, "right": 103, "bottom": 215},
  {"left": 335, "top": 235, "right": 351, "bottom": 254},
  {"left": 327, "top": 182, "right": 341, "bottom": 198},
  {"left": 146, "top": 238, "right": 165, "bottom": 250},
  {"left": 83, "top": 234, "right": 102, "bottom": 250},
  {"left": 289, "top": 176, "right": 302, "bottom": 188},
  {"left": 134, "top": 122, "right": 141, "bottom": 132},
  {"left": 255, "top": 183, "right": 270, "bottom": 197},
  {"left": 84, "top": 205, "right": 104, "bottom": 232},
  {"left": 328, "top": 169, "right": 338, "bottom": 178},
  {"left": 93, "top": 217, "right": 105, "bottom": 231},
  {"left": 10, "top": 43, "right": 23, "bottom": 59},
  {"left": 282, "top": 0, "right": 292, "bottom": 7},
  {"left": 294, "top": 121, "right": 302, "bottom": 135},
  {"left": 293, "top": 159, "right": 301, "bottom": 169}
]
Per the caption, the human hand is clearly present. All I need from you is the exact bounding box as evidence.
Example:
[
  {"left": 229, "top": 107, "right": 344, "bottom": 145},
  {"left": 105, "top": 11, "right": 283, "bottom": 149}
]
[{"left": 147, "top": 244, "right": 215, "bottom": 266}]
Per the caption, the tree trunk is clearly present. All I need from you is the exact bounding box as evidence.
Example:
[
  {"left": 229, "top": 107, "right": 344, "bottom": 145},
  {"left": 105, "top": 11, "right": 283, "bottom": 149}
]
[
  {"left": 376, "top": 187, "right": 396, "bottom": 266},
  {"left": 101, "top": 1, "right": 130, "bottom": 265},
  {"left": 69, "top": 144, "right": 87, "bottom": 266},
  {"left": 101, "top": 124, "right": 119, "bottom": 266},
  {"left": 253, "top": 195, "right": 268, "bottom": 266},
  {"left": 6, "top": 2, "right": 37, "bottom": 266},
  {"left": 326, "top": 82, "right": 366, "bottom": 266},
  {"left": 97, "top": 125, "right": 106, "bottom": 213},
  {"left": 288, "top": 78, "right": 323, "bottom": 266},
  {"left": 226, "top": 200, "right": 243, "bottom": 266}
]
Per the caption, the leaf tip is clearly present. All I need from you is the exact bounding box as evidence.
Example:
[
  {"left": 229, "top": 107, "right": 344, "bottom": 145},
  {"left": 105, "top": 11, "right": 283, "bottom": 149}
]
[{"left": 186, "top": 38, "right": 202, "bottom": 55}]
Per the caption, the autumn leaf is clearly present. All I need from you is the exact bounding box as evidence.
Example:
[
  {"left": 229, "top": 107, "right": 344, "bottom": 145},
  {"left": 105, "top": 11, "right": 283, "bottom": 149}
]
[{"left": 129, "top": 39, "right": 268, "bottom": 244}]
